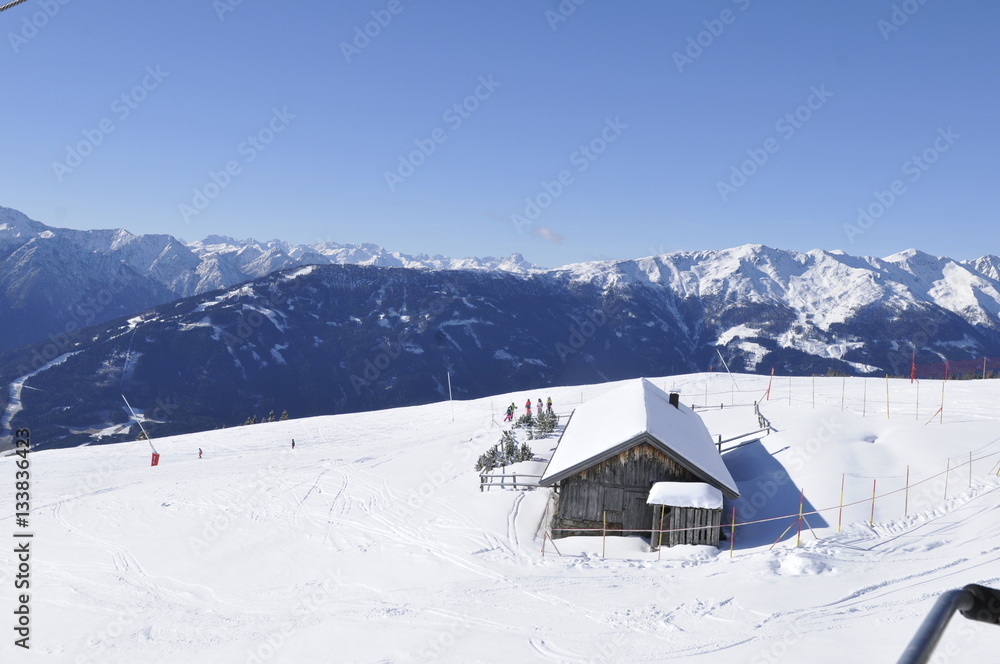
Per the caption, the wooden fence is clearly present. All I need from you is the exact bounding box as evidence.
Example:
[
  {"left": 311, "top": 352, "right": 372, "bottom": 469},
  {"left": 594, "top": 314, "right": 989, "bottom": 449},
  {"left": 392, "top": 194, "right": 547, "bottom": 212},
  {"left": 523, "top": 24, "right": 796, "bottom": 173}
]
[{"left": 479, "top": 473, "right": 542, "bottom": 492}]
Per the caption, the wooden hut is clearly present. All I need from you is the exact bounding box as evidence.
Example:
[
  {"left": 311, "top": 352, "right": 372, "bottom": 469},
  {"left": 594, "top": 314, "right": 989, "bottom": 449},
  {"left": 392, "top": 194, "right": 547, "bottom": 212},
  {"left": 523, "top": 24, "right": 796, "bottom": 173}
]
[{"left": 538, "top": 378, "right": 739, "bottom": 546}]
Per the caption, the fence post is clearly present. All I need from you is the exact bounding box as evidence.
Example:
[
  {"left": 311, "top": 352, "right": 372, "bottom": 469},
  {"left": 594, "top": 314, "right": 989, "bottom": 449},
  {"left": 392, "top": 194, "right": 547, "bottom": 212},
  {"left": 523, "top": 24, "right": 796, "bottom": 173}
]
[
  {"left": 796, "top": 489, "right": 804, "bottom": 547},
  {"left": 602, "top": 511, "right": 607, "bottom": 559},
  {"left": 940, "top": 381, "right": 946, "bottom": 424},
  {"left": 838, "top": 474, "right": 845, "bottom": 533},
  {"left": 870, "top": 479, "right": 877, "bottom": 526},
  {"left": 904, "top": 465, "right": 910, "bottom": 517},
  {"left": 729, "top": 506, "right": 736, "bottom": 559}
]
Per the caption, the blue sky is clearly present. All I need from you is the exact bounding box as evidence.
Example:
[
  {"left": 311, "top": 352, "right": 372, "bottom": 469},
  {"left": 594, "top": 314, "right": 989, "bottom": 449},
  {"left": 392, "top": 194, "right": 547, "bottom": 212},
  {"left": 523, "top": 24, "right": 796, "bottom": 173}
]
[{"left": 1, "top": 0, "right": 997, "bottom": 268}]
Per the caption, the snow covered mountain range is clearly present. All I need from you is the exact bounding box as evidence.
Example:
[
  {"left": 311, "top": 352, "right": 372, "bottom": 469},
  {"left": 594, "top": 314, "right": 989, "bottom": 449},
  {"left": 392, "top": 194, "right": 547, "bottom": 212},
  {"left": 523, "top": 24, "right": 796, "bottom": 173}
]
[
  {"left": 3, "top": 204, "right": 1000, "bottom": 447},
  {"left": 0, "top": 206, "right": 536, "bottom": 353}
]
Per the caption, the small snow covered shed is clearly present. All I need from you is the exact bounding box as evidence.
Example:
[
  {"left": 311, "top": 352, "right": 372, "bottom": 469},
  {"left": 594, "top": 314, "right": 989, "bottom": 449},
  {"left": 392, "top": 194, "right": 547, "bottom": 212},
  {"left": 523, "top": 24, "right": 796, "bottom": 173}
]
[
  {"left": 539, "top": 378, "right": 739, "bottom": 546},
  {"left": 647, "top": 482, "right": 724, "bottom": 548}
]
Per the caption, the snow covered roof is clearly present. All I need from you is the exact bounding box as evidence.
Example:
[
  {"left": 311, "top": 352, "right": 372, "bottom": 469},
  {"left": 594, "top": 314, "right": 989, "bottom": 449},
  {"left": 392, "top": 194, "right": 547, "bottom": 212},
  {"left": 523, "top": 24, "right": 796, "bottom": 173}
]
[
  {"left": 647, "top": 482, "right": 723, "bottom": 509},
  {"left": 538, "top": 378, "right": 740, "bottom": 498}
]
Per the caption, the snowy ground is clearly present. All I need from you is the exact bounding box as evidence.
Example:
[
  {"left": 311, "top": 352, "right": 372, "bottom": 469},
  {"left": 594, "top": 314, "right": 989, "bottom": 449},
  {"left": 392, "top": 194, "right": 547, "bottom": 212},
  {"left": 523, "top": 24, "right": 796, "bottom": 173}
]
[{"left": 2, "top": 373, "right": 1000, "bottom": 663}]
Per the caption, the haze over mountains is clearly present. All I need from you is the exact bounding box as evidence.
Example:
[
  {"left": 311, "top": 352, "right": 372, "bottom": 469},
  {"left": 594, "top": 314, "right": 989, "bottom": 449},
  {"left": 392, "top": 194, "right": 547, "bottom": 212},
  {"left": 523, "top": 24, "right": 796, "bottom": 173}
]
[{"left": 3, "top": 205, "right": 1000, "bottom": 447}]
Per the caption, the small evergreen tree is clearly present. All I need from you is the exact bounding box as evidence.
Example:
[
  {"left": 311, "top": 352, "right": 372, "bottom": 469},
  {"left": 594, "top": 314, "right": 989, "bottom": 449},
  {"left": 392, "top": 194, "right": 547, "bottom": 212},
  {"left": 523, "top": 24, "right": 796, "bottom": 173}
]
[
  {"left": 280, "top": 410, "right": 289, "bottom": 421},
  {"left": 267, "top": 410, "right": 275, "bottom": 422},
  {"left": 502, "top": 430, "right": 517, "bottom": 460},
  {"left": 474, "top": 431, "right": 533, "bottom": 471},
  {"left": 533, "top": 410, "right": 557, "bottom": 436},
  {"left": 518, "top": 442, "right": 533, "bottom": 462}
]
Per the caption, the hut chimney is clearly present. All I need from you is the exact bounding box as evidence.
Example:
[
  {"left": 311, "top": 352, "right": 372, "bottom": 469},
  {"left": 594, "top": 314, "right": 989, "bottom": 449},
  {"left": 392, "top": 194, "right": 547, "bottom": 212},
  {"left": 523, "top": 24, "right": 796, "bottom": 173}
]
[{"left": 668, "top": 392, "right": 680, "bottom": 409}]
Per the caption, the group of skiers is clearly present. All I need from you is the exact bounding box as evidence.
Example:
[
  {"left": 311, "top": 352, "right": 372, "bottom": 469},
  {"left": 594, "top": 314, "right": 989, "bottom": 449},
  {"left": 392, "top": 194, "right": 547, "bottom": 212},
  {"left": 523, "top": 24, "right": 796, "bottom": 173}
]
[{"left": 503, "top": 396, "right": 553, "bottom": 422}]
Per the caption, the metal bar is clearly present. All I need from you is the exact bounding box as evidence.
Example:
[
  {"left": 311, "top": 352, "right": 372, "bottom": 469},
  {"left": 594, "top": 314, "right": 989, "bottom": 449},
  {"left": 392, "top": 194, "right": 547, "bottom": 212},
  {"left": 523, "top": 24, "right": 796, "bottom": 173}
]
[{"left": 897, "top": 589, "right": 975, "bottom": 664}]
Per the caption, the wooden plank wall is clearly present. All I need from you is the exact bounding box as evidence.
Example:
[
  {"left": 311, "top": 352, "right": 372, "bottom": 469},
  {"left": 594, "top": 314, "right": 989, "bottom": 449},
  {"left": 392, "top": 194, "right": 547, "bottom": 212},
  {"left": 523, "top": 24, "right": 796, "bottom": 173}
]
[
  {"left": 554, "top": 441, "right": 698, "bottom": 534},
  {"left": 664, "top": 507, "right": 722, "bottom": 547}
]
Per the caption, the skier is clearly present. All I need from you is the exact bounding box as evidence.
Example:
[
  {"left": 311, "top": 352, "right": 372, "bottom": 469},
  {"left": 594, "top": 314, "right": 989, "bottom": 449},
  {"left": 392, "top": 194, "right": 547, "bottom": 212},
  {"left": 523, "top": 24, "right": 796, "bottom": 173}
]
[
  {"left": 503, "top": 404, "right": 513, "bottom": 422},
  {"left": 525, "top": 398, "right": 532, "bottom": 417},
  {"left": 546, "top": 396, "right": 553, "bottom": 414},
  {"left": 198, "top": 448, "right": 202, "bottom": 459},
  {"left": 537, "top": 398, "right": 544, "bottom": 414},
  {"left": 291, "top": 439, "right": 295, "bottom": 450}
]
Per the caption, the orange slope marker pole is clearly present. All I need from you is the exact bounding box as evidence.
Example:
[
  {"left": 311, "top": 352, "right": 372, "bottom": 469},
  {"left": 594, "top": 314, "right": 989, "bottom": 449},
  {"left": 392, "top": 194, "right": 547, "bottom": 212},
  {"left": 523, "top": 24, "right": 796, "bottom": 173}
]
[
  {"left": 795, "top": 489, "right": 805, "bottom": 548},
  {"left": 940, "top": 380, "right": 946, "bottom": 424}
]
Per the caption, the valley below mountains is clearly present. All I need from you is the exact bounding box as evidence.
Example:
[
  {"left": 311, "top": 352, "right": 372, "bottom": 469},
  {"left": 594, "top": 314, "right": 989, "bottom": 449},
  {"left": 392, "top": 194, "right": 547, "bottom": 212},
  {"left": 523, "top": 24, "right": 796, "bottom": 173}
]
[{"left": 3, "top": 206, "right": 1000, "bottom": 449}]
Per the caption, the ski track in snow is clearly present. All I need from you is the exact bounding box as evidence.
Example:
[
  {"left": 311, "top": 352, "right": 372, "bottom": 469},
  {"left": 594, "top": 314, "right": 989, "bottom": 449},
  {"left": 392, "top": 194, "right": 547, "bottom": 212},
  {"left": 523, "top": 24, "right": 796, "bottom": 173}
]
[{"left": 5, "top": 373, "right": 1000, "bottom": 662}]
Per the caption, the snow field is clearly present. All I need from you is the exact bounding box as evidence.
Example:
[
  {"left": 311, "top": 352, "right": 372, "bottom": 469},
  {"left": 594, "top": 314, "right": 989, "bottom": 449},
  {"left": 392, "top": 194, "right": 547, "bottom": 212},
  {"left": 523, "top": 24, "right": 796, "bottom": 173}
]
[{"left": 1, "top": 373, "right": 999, "bottom": 662}]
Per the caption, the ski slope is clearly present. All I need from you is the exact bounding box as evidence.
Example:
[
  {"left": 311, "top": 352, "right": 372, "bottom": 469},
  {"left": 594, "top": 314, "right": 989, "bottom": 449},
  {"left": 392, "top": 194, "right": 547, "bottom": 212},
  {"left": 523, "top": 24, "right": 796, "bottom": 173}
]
[{"left": 2, "top": 373, "right": 1000, "bottom": 663}]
